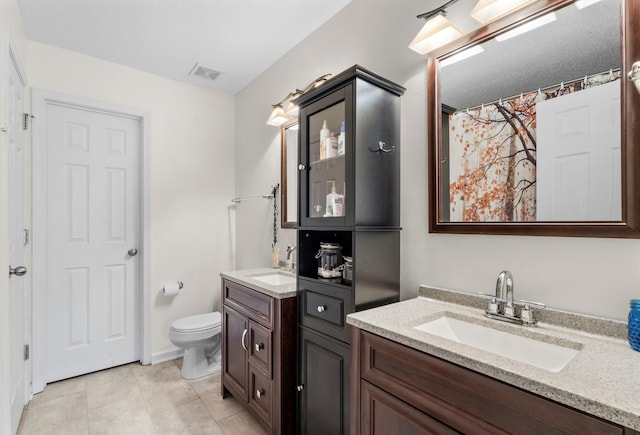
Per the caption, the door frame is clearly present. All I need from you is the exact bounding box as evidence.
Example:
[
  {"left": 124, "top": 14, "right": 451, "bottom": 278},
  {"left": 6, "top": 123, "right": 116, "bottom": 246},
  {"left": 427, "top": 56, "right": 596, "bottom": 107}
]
[{"left": 31, "top": 89, "right": 151, "bottom": 393}]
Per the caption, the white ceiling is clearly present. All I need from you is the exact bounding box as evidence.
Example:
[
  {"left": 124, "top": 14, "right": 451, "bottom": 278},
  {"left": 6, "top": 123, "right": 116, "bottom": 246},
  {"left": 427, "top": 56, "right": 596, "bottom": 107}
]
[{"left": 17, "top": 0, "right": 352, "bottom": 94}]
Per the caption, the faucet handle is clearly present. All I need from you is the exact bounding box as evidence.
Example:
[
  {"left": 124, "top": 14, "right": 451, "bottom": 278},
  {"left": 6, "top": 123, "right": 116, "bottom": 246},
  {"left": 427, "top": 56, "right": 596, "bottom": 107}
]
[
  {"left": 517, "top": 299, "right": 546, "bottom": 309},
  {"left": 516, "top": 299, "right": 546, "bottom": 325},
  {"left": 478, "top": 292, "right": 501, "bottom": 314}
]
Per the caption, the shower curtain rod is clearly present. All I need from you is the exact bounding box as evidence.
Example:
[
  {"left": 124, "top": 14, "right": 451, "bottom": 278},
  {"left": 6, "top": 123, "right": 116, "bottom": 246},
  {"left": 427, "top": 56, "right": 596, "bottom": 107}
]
[{"left": 457, "top": 68, "right": 621, "bottom": 113}]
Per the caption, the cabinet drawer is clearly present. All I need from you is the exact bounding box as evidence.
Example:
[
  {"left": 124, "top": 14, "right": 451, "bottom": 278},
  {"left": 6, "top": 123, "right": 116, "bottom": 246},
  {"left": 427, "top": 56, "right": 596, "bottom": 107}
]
[
  {"left": 358, "top": 331, "right": 623, "bottom": 435},
  {"left": 249, "top": 366, "right": 272, "bottom": 427},
  {"left": 223, "top": 279, "right": 273, "bottom": 327},
  {"left": 249, "top": 320, "right": 272, "bottom": 377},
  {"left": 299, "top": 280, "right": 353, "bottom": 342}
]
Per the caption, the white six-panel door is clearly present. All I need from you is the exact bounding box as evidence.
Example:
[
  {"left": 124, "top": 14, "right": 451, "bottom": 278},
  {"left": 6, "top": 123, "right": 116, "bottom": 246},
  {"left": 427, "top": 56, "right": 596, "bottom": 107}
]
[
  {"left": 7, "top": 45, "right": 27, "bottom": 435},
  {"left": 537, "top": 80, "right": 621, "bottom": 221},
  {"left": 45, "top": 102, "right": 140, "bottom": 382}
]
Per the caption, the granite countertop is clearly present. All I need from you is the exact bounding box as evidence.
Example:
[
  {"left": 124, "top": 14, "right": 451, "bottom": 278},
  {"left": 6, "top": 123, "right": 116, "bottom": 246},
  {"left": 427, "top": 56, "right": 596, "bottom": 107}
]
[
  {"left": 220, "top": 268, "right": 297, "bottom": 299},
  {"left": 346, "top": 286, "right": 640, "bottom": 431}
]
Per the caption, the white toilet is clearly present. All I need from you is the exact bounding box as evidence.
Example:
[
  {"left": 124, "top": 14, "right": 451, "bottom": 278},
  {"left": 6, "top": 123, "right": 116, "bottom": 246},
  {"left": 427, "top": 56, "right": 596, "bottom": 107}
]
[{"left": 169, "top": 311, "right": 222, "bottom": 380}]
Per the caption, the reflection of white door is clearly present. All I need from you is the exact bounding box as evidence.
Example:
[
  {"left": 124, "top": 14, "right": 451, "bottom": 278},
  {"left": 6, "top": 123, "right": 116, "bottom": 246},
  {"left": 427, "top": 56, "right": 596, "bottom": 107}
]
[
  {"left": 7, "top": 46, "right": 27, "bottom": 435},
  {"left": 45, "top": 102, "right": 141, "bottom": 382},
  {"left": 537, "top": 80, "right": 621, "bottom": 221}
]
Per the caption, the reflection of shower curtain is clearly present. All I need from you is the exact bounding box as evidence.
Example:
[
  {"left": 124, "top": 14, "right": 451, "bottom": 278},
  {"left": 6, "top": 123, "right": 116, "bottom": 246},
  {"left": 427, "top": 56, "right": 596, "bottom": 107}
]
[
  {"left": 449, "top": 101, "right": 537, "bottom": 222},
  {"left": 448, "top": 70, "right": 620, "bottom": 223}
]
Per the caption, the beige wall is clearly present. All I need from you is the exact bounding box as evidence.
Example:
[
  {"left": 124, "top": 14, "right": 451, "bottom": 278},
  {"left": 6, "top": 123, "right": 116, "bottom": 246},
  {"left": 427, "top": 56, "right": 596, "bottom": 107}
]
[
  {"left": 234, "top": 0, "right": 640, "bottom": 321},
  {"left": 25, "top": 42, "right": 236, "bottom": 361}
]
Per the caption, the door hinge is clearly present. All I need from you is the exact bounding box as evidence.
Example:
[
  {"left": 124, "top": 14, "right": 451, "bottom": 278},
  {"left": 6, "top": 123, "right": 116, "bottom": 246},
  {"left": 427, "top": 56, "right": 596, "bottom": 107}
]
[
  {"left": 24, "top": 344, "right": 30, "bottom": 361},
  {"left": 24, "top": 228, "right": 29, "bottom": 246}
]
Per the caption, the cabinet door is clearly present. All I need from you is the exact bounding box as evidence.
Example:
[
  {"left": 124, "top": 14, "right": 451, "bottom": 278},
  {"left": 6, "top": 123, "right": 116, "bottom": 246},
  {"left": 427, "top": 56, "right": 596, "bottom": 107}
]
[
  {"left": 223, "top": 305, "right": 248, "bottom": 400},
  {"left": 360, "top": 381, "right": 459, "bottom": 435},
  {"left": 298, "top": 326, "right": 350, "bottom": 435},
  {"left": 299, "top": 85, "right": 353, "bottom": 227}
]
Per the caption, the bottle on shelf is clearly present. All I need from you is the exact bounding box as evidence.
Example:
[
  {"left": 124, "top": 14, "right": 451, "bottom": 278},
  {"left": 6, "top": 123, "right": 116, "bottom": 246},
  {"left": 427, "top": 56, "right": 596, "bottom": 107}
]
[
  {"left": 327, "top": 132, "right": 338, "bottom": 158},
  {"left": 325, "top": 181, "right": 344, "bottom": 217},
  {"left": 320, "top": 120, "right": 330, "bottom": 160},
  {"left": 338, "top": 121, "right": 345, "bottom": 155}
]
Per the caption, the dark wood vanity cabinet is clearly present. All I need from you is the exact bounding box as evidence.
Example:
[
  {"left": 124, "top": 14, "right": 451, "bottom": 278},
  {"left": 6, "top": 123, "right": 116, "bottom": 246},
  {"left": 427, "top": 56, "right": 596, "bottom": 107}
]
[
  {"left": 351, "top": 329, "right": 637, "bottom": 435},
  {"left": 221, "top": 279, "right": 296, "bottom": 435},
  {"left": 295, "top": 66, "right": 405, "bottom": 434}
]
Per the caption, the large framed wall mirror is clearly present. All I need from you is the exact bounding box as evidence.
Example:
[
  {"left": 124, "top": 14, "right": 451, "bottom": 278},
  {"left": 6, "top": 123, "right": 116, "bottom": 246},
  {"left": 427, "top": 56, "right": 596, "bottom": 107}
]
[
  {"left": 428, "top": 0, "right": 640, "bottom": 237},
  {"left": 281, "top": 120, "right": 298, "bottom": 228}
]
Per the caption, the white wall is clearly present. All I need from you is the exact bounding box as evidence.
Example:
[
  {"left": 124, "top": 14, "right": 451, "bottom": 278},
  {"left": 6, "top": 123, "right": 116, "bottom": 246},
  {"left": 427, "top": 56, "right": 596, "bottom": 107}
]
[
  {"left": 234, "top": 0, "right": 640, "bottom": 321},
  {"left": 26, "top": 42, "right": 236, "bottom": 360}
]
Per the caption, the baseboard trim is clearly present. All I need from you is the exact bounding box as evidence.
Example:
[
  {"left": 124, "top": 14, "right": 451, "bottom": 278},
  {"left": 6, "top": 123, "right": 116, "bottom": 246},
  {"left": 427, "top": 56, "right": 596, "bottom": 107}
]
[{"left": 151, "top": 348, "right": 183, "bottom": 365}]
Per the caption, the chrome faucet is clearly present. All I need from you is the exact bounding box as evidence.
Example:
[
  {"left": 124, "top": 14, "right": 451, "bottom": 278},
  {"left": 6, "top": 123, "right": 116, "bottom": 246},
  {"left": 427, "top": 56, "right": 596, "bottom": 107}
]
[
  {"left": 285, "top": 245, "right": 296, "bottom": 271},
  {"left": 481, "top": 270, "right": 546, "bottom": 326},
  {"left": 496, "top": 270, "right": 515, "bottom": 317}
]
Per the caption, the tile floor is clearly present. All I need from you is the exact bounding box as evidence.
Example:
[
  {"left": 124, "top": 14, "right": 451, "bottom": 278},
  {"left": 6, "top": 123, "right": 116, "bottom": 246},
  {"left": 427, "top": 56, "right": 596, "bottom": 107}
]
[{"left": 17, "top": 359, "right": 267, "bottom": 435}]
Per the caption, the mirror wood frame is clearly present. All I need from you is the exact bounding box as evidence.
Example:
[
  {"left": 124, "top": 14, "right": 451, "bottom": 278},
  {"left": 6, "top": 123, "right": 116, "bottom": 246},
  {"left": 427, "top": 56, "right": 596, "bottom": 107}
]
[
  {"left": 280, "top": 119, "right": 298, "bottom": 228},
  {"left": 428, "top": 0, "right": 640, "bottom": 238}
]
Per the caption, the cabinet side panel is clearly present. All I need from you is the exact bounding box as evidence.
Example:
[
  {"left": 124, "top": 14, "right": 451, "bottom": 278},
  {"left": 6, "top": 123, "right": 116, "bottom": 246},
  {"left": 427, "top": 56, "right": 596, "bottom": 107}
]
[
  {"left": 354, "top": 79, "right": 401, "bottom": 227},
  {"left": 354, "top": 231, "right": 400, "bottom": 311}
]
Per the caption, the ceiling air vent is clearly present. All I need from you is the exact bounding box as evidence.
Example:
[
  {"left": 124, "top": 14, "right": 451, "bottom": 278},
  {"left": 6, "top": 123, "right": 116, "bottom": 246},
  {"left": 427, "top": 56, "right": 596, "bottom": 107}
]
[{"left": 189, "top": 63, "right": 221, "bottom": 81}]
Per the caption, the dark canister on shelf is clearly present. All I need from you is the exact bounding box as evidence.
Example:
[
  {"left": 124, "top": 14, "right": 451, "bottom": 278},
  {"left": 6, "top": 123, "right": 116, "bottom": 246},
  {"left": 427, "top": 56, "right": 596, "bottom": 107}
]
[{"left": 629, "top": 299, "right": 640, "bottom": 352}]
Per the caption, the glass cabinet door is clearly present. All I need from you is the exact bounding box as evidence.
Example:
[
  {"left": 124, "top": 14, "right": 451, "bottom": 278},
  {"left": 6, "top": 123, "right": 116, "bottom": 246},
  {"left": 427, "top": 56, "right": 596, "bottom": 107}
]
[{"left": 307, "top": 100, "right": 346, "bottom": 220}]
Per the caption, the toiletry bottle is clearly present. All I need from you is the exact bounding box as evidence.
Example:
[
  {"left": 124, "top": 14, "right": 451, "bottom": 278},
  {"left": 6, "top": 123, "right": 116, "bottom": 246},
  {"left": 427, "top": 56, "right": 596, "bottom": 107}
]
[
  {"left": 327, "top": 132, "right": 338, "bottom": 158},
  {"left": 338, "top": 121, "right": 345, "bottom": 155},
  {"left": 333, "top": 190, "right": 344, "bottom": 217},
  {"left": 325, "top": 182, "right": 337, "bottom": 216},
  {"left": 320, "top": 120, "right": 330, "bottom": 160}
]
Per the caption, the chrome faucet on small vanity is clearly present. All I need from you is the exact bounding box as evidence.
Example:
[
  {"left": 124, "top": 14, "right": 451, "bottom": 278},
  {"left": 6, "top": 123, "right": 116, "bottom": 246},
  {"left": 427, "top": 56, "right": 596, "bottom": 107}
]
[
  {"left": 285, "top": 245, "right": 296, "bottom": 272},
  {"left": 480, "top": 270, "right": 546, "bottom": 326}
]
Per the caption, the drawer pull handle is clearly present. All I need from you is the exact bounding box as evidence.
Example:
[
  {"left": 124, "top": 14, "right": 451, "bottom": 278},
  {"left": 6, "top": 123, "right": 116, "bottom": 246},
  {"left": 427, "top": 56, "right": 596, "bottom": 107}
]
[
  {"left": 256, "top": 389, "right": 265, "bottom": 399},
  {"left": 255, "top": 343, "right": 264, "bottom": 352},
  {"left": 241, "top": 329, "right": 248, "bottom": 351},
  {"left": 317, "top": 305, "right": 326, "bottom": 313}
]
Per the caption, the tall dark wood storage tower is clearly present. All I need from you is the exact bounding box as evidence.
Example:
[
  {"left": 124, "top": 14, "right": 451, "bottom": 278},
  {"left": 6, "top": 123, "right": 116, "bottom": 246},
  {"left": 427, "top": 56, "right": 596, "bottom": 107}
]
[{"left": 295, "top": 65, "right": 405, "bottom": 435}]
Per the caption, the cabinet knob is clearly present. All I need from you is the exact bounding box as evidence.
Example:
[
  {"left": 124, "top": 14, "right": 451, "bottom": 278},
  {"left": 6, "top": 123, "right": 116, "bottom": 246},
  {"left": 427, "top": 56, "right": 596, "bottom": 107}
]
[
  {"left": 317, "top": 305, "right": 326, "bottom": 313},
  {"left": 255, "top": 343, "right": 264, "bottom": 352},
  {"left": 298, "top": 163, "right": 306, "bottom": 170},
  {"left": 256, "top": 389, "right": 265, "bottom": 399},
  {"left": 297, "top": 385, "right": 304, "bottom": 392}
]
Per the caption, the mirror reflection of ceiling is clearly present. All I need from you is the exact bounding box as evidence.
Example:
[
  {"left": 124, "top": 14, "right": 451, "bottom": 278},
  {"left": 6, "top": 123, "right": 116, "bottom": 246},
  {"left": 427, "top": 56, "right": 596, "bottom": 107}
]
[{"left": 441, "top": 0, "right": 620, "bottom": 110}]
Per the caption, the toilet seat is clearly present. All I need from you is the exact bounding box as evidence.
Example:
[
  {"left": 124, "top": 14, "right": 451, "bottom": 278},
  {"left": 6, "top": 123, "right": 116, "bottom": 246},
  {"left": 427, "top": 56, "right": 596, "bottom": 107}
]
[{"left": 170, "top": 312, "right": 221, "bottom": 334}]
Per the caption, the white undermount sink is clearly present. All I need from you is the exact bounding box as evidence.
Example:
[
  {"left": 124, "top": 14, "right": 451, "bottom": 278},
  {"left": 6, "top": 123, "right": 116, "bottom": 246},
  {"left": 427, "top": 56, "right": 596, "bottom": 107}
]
[
  {"left": 249, "top": 271, "right": 296, "bottom": 286},
  {"left": 414, "top": 314, "right": 581, "bottom": 373}
]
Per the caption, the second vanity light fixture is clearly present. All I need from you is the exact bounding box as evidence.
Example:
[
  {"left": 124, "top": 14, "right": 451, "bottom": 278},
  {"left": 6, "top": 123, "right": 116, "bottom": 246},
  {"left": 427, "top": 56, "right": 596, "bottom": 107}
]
[
  {"left": 409, "top": 0, "right": 535, "bottom": 55},
  {"left": 266, "top": 73, "right": 332, "bottom": 126}
]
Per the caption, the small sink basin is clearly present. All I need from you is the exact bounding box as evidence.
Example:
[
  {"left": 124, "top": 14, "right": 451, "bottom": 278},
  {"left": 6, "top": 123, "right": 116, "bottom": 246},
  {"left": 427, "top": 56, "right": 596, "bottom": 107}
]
[
  {"left": 414, "top": 314, "right": 581, "bottom": 373},
  {"left": 249, "top": 271, "right": 296, "bottom": 286}
]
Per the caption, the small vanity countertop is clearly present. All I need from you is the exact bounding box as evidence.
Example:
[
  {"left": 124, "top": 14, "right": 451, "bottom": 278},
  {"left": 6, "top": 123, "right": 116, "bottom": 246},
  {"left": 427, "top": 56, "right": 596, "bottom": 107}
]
[
  {"left": 220, "top": 268, "right": 297, "bottom": 299},
  {"left": 346, "top": 288, "right": 640, "bottom": 431}
]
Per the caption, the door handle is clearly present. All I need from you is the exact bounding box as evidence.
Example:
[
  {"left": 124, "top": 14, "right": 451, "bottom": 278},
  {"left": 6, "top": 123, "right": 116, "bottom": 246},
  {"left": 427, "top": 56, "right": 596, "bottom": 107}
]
[
  {"left": 9, "top": 265, "right": 27, "bottom": 277},
  {"left": 241, "top": 329, "right": 248, "bottom": 351},
  {"left": 128, "top": 248, "right": 138, "bottom": 257}
]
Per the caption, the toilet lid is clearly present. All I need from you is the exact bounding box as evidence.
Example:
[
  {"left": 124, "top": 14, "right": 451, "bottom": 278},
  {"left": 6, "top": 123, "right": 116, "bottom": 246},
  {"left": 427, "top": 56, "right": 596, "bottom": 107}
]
[{"left": 171, "top": 312, "right": 221, "bottom": 332}]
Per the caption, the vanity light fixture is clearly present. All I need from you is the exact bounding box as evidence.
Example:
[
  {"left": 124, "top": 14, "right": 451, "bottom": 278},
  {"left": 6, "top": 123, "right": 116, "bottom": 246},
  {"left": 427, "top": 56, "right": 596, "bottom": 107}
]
[
  {"left": 440, "top": 45, "right": 485, "bottom": 67},
  {"left": 629, "top": 61, "right": 640, "bottom": 95},
  {"left": 409, "top": 0, "right": 463, "bottom": 55},
  {"left": 266, "top": 74, "right": 332, "bottom": 126},
  {"left": 470, "top": 0, "right": 533, "bottom": 24},
  {"left": 575, "top": 0, "right": 602, "bottom": 9},
  {"left": 495, "top": 12, "right": 557, "bottom": 42}
]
